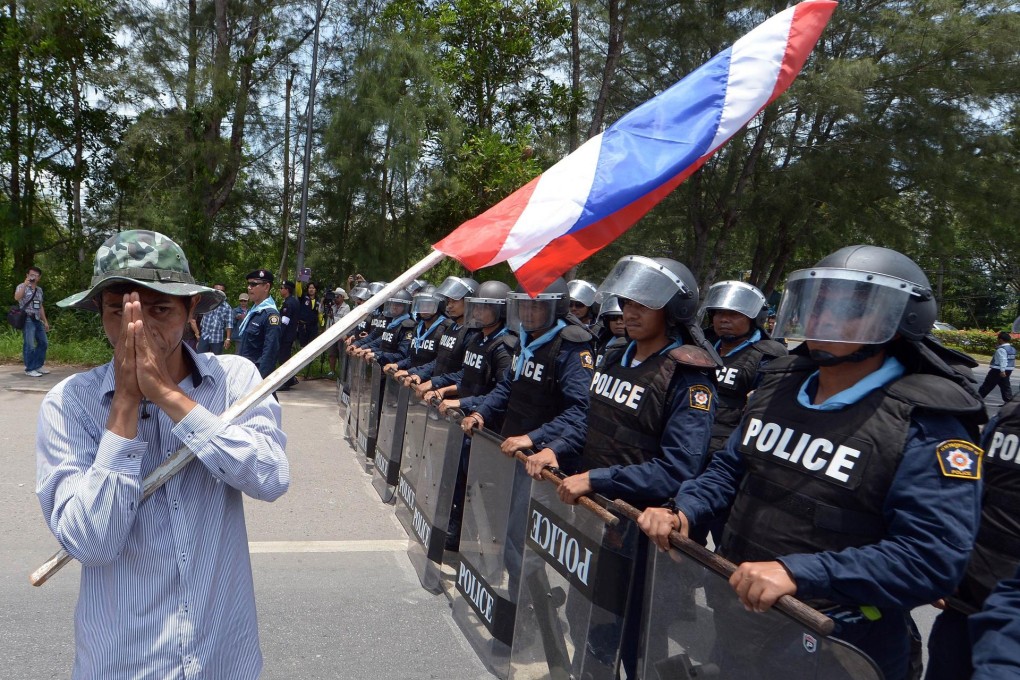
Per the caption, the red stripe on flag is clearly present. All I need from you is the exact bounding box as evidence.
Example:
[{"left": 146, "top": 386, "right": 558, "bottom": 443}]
[
  {"left": 767, "top": 1, "right": 837, "bottom": 105},
  {"left": 513, "top": 156, "right": 712, "bottom": 295},
  {"left": 432, "top": 176, "right": 542, "bottom": 271}
]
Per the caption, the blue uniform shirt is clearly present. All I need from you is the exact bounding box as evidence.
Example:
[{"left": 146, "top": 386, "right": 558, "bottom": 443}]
[{"left": 971, "top": 564, "right": 1020, "bottom": 679}]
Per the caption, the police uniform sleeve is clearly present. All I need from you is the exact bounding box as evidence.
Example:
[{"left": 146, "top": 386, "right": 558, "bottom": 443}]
[
  {"left": 467, "top": 375, "right": 512, "bottom": 421},
  {"left": 523, "top": 342, "right": 592, "bottom": 461},
  {"left": 673, "top": 427, "right": 748, "bottom": 525},
  {"left": 492, "top": 342, "right": 514, "bottom": 383},
  {"left": 777, "top": 414, "right": 981, "bottom": 609},
  {"left": 409, "top": 359, "right": 436, "bottom": 381},
  {"left": 970, "top": 564, "right": 1020, "bottom": 680},
  {"left": 589, "top": 370, "right": 717, "bottom": 504},
  {"left": 257, "top": 312, "right": 282, "bottom": 377},
  {"left": 431, "top": 369, "right": 462, "bottom": 391}
]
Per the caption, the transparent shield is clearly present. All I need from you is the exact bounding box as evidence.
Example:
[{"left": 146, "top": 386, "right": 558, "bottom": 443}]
[
  {"left": 595, "top": 256, "right": 690, "bottom": 309},
  {"left": 346, "top": 357, "right": 365, "bottom": 447},
  {"left": 774, "top": 269, "right": 912, "bottom": 344},
  {"left": 509, "top": 483, "right": 638, "bottom": 680},
  {"left": 437, "top": 276, "right": 476, "bottom": 301},
  {"left": 465, "top": 298, "right": 506, "bottom": 329},
  {"left": 355, "top": 361, "right": 383, "bottom": 467},
  {"left": 412, "top": 294, "right": 441, "bottom": 317},
  {"left": 507, "top": 295, "right": 559, "bottom": 334},
  {"left": 394, "top": 396, "right": 430, "bottom": 537},
  {"left": 698, "top": 281, "right": 767, "bottom": 323},
  {"left": 372, "top": 375, "right": 410, "bottom": 501},
  {"left": 405, "top": 403, "right": 464, "bottom": 594},
  {"left": 452, "top": 430, "right": 533, "bottom": 678},
  {"left": 636, "top": 545, "right": 882, "bottom": 680}
]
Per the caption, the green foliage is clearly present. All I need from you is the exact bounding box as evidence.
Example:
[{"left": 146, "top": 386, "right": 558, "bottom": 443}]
[{"left": 932, "top": 329, "right": 1019, "bottom": 357}]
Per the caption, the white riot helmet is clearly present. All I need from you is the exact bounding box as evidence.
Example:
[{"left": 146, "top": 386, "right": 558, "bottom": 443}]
[{"left": 698, "top": 281, "right": 769, "bottom": 327}]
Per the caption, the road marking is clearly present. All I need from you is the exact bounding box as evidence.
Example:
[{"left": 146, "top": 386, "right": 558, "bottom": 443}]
[{"left": 248, "top": 539, "right": 407, "bottom": 554}]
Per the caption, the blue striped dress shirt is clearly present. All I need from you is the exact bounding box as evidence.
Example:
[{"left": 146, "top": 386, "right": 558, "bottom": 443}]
[{"left": 36, "top": 348, "right": 290, "bottom": 679}]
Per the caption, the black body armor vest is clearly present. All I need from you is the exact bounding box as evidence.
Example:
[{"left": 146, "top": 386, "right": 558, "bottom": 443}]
[
  {"left": 501, "top": 325, "right": 592, "bottom": 438},
  {"left": 953, "top": 397, "right": 1020, "bottom": 611},
  {"left": 722, "top": 356, "right": 983, "bottom": 568},
  {"left": 378, "top": 317, "right": 415, "bottom": 354},
  {"left": 711, "top": 338, "right": 787, "bottom": 449},
  {"left": 408, "top": 317, "right": 452, "bottom": 368},
  {"left": 458, "top": 329, "right": 517, "bottom": 399},
  {"left": 433, "top": 323, "right": 475, "bottom": 377}
]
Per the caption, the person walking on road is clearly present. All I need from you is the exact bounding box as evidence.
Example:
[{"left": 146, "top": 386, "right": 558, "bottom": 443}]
[
  {"left": 42, "top": 229, "right": 290, "bottom": 679},
  {"left": 979, "top": 331, "right": 1016, "bottom": 402},
  {"left": 14, "top": 265, "right": 50, "bottom": 377}
]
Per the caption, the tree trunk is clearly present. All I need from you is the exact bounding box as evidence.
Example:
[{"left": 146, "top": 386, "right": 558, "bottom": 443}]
[
  {"left": 588, "top": 0, "right": 628, "bottom": 139},
  {"left": 567, "top": 0, "right": 580, "bottom": 151}
]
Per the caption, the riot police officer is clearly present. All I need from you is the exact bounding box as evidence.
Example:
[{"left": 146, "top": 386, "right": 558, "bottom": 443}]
[
  {"left": 700, "top": 280, "right": 787, "bottom": 456},
  {"left": 386, "top": 287, "right": 451, "bottom": 374},
  {"left": 458, "top": 277, "right": 594, "bottom": 474},
  {"left": 592, "top": 295, "right": 626, "bottom": 367},
  {"left": 641, "top": 245, "right": 985, "bottom": 680},
  {"left": 237, "top": 269, "right": 282, "bottom": 378},
  {"left": 428, "top": 280, "right": 516, "bottom": 417},
  {"left": 558, "top": 256, "right": 721, "bottom": 507},
  {"left": 403, "top": 276, "right": 479, "bottom": 390},
  {"left": 362, "top": 289, "right": 415, "bottom": 366},
  {"left": 348, "top": 281, "right": 389, "bottom": 352},
  {"left": 926, "top": 392, "right": 1020, "bottom": 679},
  {"left": 568, "top": 279, "right": 599, "bottom": 326}
]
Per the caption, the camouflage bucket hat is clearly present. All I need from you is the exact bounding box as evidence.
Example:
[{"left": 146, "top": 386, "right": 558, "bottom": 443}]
[{"left": 57, "top": 230, "right": 226, "bottom": 314}]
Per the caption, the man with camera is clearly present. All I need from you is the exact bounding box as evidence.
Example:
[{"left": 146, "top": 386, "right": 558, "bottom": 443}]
[{"left": 14, "top": 265, "right": 50, "bottom": 377}]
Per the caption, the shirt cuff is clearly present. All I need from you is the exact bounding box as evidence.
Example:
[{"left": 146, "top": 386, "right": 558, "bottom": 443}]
[
  {"left": 588, "top": 467, "right": 611, "bottom": 493},
  {"left": 172, "top": 403, "right": 223, "bottom": 455},
  {"left": 776, "top": 553, "right": 827, "bottom": 600},
  {"left": 95, "top": 431, "right": 147, "bottom": 475}
]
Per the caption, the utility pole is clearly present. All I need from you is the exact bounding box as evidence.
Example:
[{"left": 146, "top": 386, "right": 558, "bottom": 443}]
[
  {"left": 278, "top": 67, "right": 296, "bottom": 281},
  {"left": 295, "top": 0, "right": 322, "bottom": 279}
]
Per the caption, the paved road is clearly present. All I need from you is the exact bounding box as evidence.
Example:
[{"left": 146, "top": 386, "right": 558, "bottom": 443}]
[{"left": 0, "top": 364, "right": 487, "bottom": 680}]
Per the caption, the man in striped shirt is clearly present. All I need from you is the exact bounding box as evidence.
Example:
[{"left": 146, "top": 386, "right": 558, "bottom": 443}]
[
  {"left": 38, "top": 230, "right": 290, "bottom": 679},
  {"left": 195, "top": 283, "right": 234, "bottom": 354}
]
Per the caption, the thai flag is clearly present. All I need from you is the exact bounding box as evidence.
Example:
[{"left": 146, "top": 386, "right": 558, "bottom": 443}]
[{"left": 433, "top": 0, "right": 837, "bottom": 295}]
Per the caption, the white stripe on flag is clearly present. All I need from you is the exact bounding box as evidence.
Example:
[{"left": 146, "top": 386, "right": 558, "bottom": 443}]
[
  {"left": 485, "top": 133, "right": 605, "bottom": 269},
  {"left": 709, "top": 6, "right": 796, "bottom": 152}
]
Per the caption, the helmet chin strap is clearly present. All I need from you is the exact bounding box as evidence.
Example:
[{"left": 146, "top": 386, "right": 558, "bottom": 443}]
[
  {"left": 719, "top": 331, "right": 752, "bottom": 344},
  {"left": 808, "top": 343, "right": 884, "bottom": 366}
]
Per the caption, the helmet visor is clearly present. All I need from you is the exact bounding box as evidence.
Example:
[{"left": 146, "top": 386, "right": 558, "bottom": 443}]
[
  {"left": 351, "top": 285, "right": 370, "bottom": 302},
  {"left": 507, "top": 293, "right": 559, "bottom": 333},
  {"left": 595, "top": 256, "right": 690, "bottom": 310},
  {"left": 412, "top": 293, "right": 441, "bottom": 317},
  {"left": 437, "top": 277, "right": 475, "bottom": 301},
  {"left": 385, "top": 298, "right": 411, "bottom": 317},
  {"left": 464, "top": 297, "right": 506, "bottom": 329},
  {"left": 567, "top": 280, "right": 597, "bottom": 307},
  {"left": 698, "top": 282, "right": 766, "bottom": 323},
  {"left": 774, "top": 269, "right": 914, "bottom": 344}
]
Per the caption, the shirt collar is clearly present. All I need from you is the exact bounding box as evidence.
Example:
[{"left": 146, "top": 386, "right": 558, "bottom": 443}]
[{"left": 797, "top": 356, "right": 905, "bottom": 411}]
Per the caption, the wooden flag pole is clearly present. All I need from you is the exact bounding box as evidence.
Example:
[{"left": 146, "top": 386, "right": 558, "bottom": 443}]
[{"left": 31, "top": 250, "right": 447, "bottom": 586}]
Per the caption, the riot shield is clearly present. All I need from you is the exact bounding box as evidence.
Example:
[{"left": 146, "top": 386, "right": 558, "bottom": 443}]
[
  {"left": 451, "top": 430, "right": 534, "bottom": 680},
  {"left": 342, "top": 354, "right": 363, "bottom": 448},
  {"left": 636, "top": 545, "right": 883, "bottom": 680},
  {"left": 393, "top": 395, "right": 430, "bottom": 537},
  {"left": 404, "top": 402, "right": 464, "bottom": 594},
  {"left": 508, "top": 482, "right": 638, "bottom": 680},
  {"left": 336, "top": 348, "right": 351, "bottom": 428},
  {"left": 371, "top": 374, "right": 410, "bottom": 502},
  {"left": 356, "top": 361, "right": 383, "bottom": 467}
]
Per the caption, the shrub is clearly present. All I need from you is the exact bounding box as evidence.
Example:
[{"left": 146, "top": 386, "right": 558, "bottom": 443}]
[{"left": 932, "top": 329, "right": 1019, "bottom": 356}]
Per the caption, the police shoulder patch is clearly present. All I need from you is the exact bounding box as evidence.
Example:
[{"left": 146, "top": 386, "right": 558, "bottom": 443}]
[
  {"left": 268, "top": 314, "right": 281, "bottom": 326},
  {"left": 404, "top": 331, "right": 413, "bottom": 340},
  {"left": 579, "top": 350, "right": 594, "bottom": 370},
  {"left": 689, "top": 385, "right": 713, "bottom": 412},
  {"left": 936, "top": 440, "right": 982, "bottom": 480}
]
